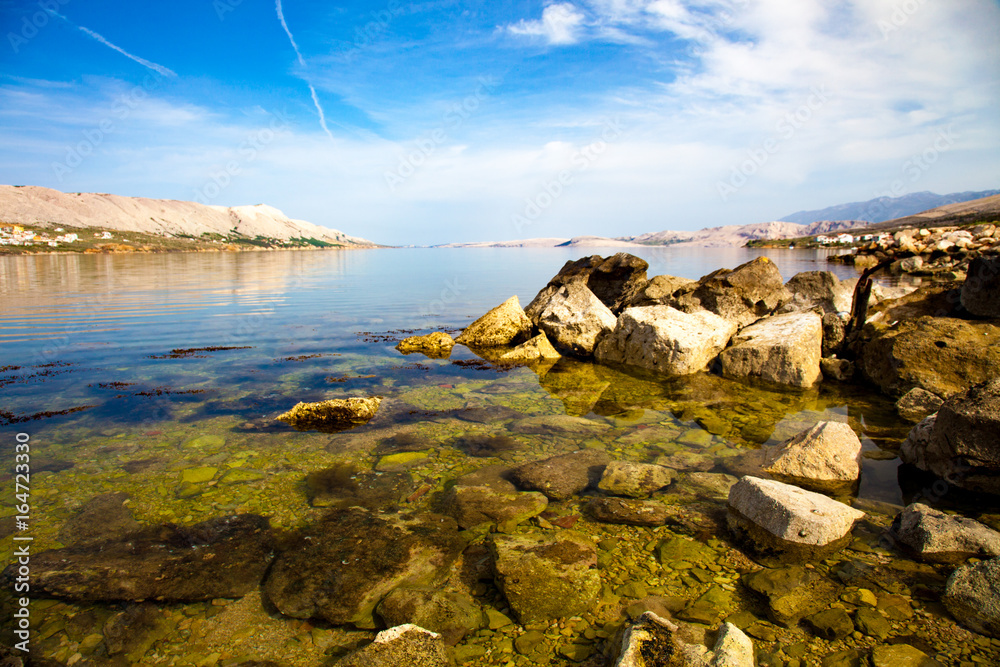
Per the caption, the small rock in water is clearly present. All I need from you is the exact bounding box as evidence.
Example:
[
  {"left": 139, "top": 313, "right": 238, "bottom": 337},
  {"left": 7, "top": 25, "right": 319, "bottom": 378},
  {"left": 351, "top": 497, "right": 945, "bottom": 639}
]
[
  {"left": 890, "top": 502, "right": 1000, "bottom": 564},
  {"left": 585, "top": 497, "right": 669, "bottom": 527},
  {"left": 276, "top": 396, "right": 381, "bottom": 432},
  {"left": 396, "top": 331, "right": 455, "bottom": 359},
  {"left": 509, "top": 449, "right": 611, "bottom": 500},
  {"left": 597, "top": 460, "right": 676, "bottom": 498},
  {"left": 943, "top": 556, "right": 1000, "bottom": 638},
  {"left": 332, "top": 624, "right": 451, "bottom": 667}
]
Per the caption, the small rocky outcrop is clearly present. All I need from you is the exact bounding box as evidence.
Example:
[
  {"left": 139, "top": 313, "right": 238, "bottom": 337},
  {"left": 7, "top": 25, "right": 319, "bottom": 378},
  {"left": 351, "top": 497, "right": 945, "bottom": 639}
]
[
  {"left": 525, "top": 253, "right": 649, "bottom": 320},
  {"left": 375, "top": 588, "right": 484, "bottom": 646},
  {"left": 890, "top": 503, "right": 1000, "bottom": 564},
  {"left": 498, "top": 332, "right": 561, "bottom": 363},
  {"left": 895, "top": 387, "right": 944, "bottom": 422},
  {"left": 626, "top": 274, "right": 696, "bottom": 307},
  {"left": 899, "top": 378, "right": 1000, "bottom": 495},
  {"left": 277, "top": 396, "right": 381, "bottom": 432},
  {"left": 961, "top": 256, "right": 1000, "bottom": 317},
  {"left": 594, "top": 305, "right": 737, "bottom": 375},
  {"left": 585, "top": 497, "right": 669, "bottom": 527},
  {"left": 332, "top": 624, "right": 452, "bottom": 667},
  {"left": 509, "top": 449, "right": 611, "bottom": 500},
  {"left": 727, "top": 476, "right": 866, "bottom": 565},
  {"left": 455, "top": 295, "right": 533, "bottom": 348},
  {"left": 488, "top": 530, "right": 601, "bottom": 624},
  {"left": 263, "top": 508, "right": 465, "bottom": 628},
  {"left": 760, "top": 421, "right": 862, "bottom": 492},
  {"left": 943, "top": 557, "right": 1000, "bottom": 638},
  {"left": 537, "top": 283, "right": 617, "bottom": 356},
  {"left": 440, "top": 485, "right": 548, "bottom": 529},
  {"left": 670, "top": 256, "right": 786, "bottom": 328},
  {"left": 396, "top": 332, "right": 455, "bottom": 358},
  {"left": 718, "top": 311, "right": 823, "bottom": 388},
  {"left": 9, "top": 515, "right": 273, "bottom": 602},
  {"left": 597, "top": 460, "right": 676, "bottom": 498}
]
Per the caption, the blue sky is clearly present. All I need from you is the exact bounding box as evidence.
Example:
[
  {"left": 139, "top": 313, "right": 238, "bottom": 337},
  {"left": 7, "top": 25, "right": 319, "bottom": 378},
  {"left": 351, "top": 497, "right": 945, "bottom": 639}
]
[{"left": 1, "top": 0, "right": 998, "bottom": 245}]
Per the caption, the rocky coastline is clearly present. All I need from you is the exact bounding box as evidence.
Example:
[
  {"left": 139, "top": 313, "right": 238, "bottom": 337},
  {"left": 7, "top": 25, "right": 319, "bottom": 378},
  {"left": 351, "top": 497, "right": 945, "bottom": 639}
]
[{"left": 4, "top": 249, "right": 999, "bottom": 666}]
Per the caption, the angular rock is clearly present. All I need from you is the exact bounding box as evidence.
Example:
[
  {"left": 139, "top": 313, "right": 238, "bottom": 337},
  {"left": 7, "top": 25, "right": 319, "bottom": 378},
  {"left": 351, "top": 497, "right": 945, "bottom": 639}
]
[
  {"left": 395, "top": 332, "right": 455, "bottom": 359},
  {"left": 498, "top": 332, "right": 561, "bottom": 363},
  {"left": 822, "top": 312, "right": 846, "bottom": 357},
  {"left": 277, "top": 396, "right": 381, "bottom": 432},
  {"left": 781, "top": 271, "right": 852, "bottom": 315},
  {"left": 455, "top": 295, "right": 533, "bottom": 348},
  {"left": 525, "top": 255, "right": 605, "bottom": 323},
  {"left": 899, "top": 378, "right": 1000, "bottom": 494},
  {"left": 961, "top": 256, "right": 1000, "bottom": 318},
  {"left": 895, "top": 387, "right": 944, "bottom": 422},
  {"left": 760, "top": 421, "right": 862, "bottom": 492},
  {"left": 537, "top": 283, "right": 617, "bottom": 356},
  {"left": 719, "top": 311, "right": 823, "bottom": 388},
  {"left": 525, "top": 253, "right": 649, "bottom": 320},
  {"left": 943, "top": 557, "right": 1000, "bottom": 638},
  {"left": 509, "top": 450, "right": 611, "bottom": 500},
  {"left": 891, "top": 503, "right": 1000, "bottom": 564},
  {"left": 263, "top": 508, "right": 464, "bottom": 628},
  {"left": 854, "top": 607, "right": 891, "bottom": 640},
  {"left": 10, "top": 515, "right": 273, "bottom": 602},
  {"left": 672, "top": 472, "right": 739, "bottom": 501},
  {"left": 585, "top": 497, "right": 669, "bottom": 527},
  {"left": 671, "top": 256, "right": 786, "bottom": 328},
  {"left": 627, "top": 274, "right": 696, "bottom": 308},
  {"left": 441, "top": 485, "right": 548, "bottom": 529},
  {"left": 804, "top": 608, "right": 854, "bottom": 640},
  {"left": 742, "top": 566, "right": 839, "bottom": 626},
  {"left": 332, "top": 624, "right": 451, "bottom": 667},
  {"left": 872, "top": 644, "right": 942, "bottom": 667},
  {"left": 727, "top": 476, "right": 866, "bottom": 565},
  {"left": 489, "top": 530, "right": 600, "bottom": 623},
  {"left": 612, "top": 612, "right": 754, "bottom": 667},
  {"left": 595, "top": 305, "right": 737, "bottom": 375},
  {"left": 375, "top": 587, "right": 483, "bottom": 645},
  {"left": 598, "top": 460, "right": 676, "bottom": 498}
]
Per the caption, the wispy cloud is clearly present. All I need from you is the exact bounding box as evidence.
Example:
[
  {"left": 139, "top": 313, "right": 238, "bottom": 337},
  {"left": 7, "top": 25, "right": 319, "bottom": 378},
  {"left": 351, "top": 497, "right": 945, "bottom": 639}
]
[
  {"left": 49, "top": 11, "right": 176, "bottom": 77},
  {"left": 507, "top": 3, "right": 587, "bottom": 45},
  {"left": 275, "top": 0, "right": 334, "bottom": 141}
]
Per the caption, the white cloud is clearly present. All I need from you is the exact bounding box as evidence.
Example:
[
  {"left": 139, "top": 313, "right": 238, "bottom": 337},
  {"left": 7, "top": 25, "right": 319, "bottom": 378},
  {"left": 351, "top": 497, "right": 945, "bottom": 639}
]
[{"left": 507, "top": 3, "right": 587, "bottom": 45}]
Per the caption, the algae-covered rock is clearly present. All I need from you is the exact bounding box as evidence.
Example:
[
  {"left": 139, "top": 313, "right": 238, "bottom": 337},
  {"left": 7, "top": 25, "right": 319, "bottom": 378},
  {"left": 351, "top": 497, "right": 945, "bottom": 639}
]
[
  {"left": 58, "top": 492, "right": 140, "bottom": 546},
  {"left": 585, "top": 497, "right": 669, "bottom": 527},
  {"left": 597, "top": 460, "right": 676, "bottom": 498},
  {"left": 396, "top": 332, "right": 455, "bottom": 359},
  {"left": 455, "top": 295, "right": 533, "bottom": 348},
  {"left": 441, "top": 485, "right": 548, "bottom": 529},
  {"left": 742, "top": 566, "right": 839, "bottom": 626},
  {"left": 509, "top": 449, "right": 611, "bottom": 500},
  {"left": 305, "top": 463, "right": 410, "bottom": 510},
  {"left": 277, "top": 396, "right": 381, "bottom": 432},
  {"left": 375, "top": 587, "right": 484, "bottom": 645},
  {"left": 332, "top": 624, "right": 452, "bottom": 667},
  {"left": 895, "top": 387, "right": 944, "bottom": 422},
  {"left": 263, "top": 508, "right": 465, "bottom": 628},
  {"left": 489, "top": 530, "right": 600, "bottom": 624}
]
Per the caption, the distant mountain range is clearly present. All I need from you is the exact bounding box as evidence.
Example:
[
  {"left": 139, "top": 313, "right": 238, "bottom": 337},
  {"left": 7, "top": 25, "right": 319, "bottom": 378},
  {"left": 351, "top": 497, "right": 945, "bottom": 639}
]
[
  {"left": 779, "top": 189, "right": 1000, "bottom": 225},
  {"left": 0, "top": 185, "right": 374, "bottom": 246}
]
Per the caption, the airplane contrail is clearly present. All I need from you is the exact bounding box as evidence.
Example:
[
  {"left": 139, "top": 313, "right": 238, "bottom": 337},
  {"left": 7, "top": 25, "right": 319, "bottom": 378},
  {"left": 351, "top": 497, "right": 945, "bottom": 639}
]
[
  {"left": 276, "top": 0, "right": 335, "bottom": 141},
  {"left": 50, "top": 11, "right": 176, "bottom": 77}
]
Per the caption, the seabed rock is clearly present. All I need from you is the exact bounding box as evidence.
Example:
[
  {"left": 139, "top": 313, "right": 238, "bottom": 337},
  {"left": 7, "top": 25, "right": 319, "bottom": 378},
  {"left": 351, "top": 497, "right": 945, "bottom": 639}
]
[
  {"left": 612, "top": 612, "right": 755, "bottom": 667},
  {"left": 586, "top": 497, "right": 670, "bottom": 527},
  {"left": 375, "top": 587, "right": 484, "bottom": 645},
  {"left": 741, "top": 565, "right": 840, "bottom": 627},
  {"left": 598, "top": 460, "right": 677, "bottom": 498},
  {"left": 332, "top": 624, "right": 452, "bottom": 667},
  {"left": 277, "top": 396, "right": 381, "bottom": 432},
  {"left": 440, "top": 484, "right": 548, "bottom": 529},
  {"left": 509, "top": 449, "right": 611, "bottom": 500},
  {"left": 943, "top": 557, "right": 1000, "bottom": 638}
]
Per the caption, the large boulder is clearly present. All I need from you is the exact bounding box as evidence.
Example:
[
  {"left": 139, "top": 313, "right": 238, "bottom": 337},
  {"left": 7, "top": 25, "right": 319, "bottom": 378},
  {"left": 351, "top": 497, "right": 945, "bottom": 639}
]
[
  {"left": 262, "top": 508, "right": 465, "bottom": 628},
  {"left": 760, "top": 421, "right": 862, "bottom": 492},
  {"left": 899, "top": 378, "right": 1000, "bottom": 495},
  {"left": 455, "top": 295, "right": 533, "bottom": 348},
  {"left": 509, "top": 450, "right": 611, "bottom": 500},
  {"left": 670, "top": 256, "right": 786, "bottom": 328},
  {"left": 597, "top": 460, "right": 676, "bottom": 498},
  {"left": 440, "top": 485, "right": 548, "bottom": 529},
  {"left": 594, "top": 306, "right": 738, "bottom": 375},
  {"left": 961, "top": 256, "right": 1000, "bottom": 318},
  {"left": 890, "top": 503, "right": 1000, "bottom": 564},
  {"left": 727, "top": 476, "right": 865, "bottom": 566},
  {"left": 626, "top": 274, "right": 696, "bottom": 308},
  {"left": 780, "top": 271, "right": 853, "bottom": 315},
  {"left": 943, "top": 557, "right": 1000, "bottom": 638},
  {"left": 277, "top": 396, "right": 382, "bottom": 432},
  {"left": 332, "top": 624, "right": 452, "bottom": 667},
  {"left": 537, "top": 283, "right": 617, "bottom": 356},
  {"left": 488, "top": 530, "right": 601, "bottom": 624},
  {"left": 718, "top": 311, "right": 823, "bottom": 388},
  {"left": 525, "top": 253, "right": 649, "bottom": 319},
  {"left": 7, "top": 515, "right": 273, "bottom": 602}
]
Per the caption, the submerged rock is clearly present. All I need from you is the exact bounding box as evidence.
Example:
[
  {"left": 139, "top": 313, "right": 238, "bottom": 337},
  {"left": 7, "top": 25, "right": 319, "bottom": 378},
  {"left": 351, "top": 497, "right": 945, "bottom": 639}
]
[
  {"left": 597, "top": 460, "right": 676, "bottom": 498},
  {"left": 332, "top": 624, "right": 452, "bottom": 667},
  {"left": 760, "top": 421, "right": 862, "bottom": 492},
  {"left": 455, "top": 295, "right": 533, "bottom": 348},
  {"left": 14, "top": 515, "right": 273, "bottom": 602},
  {"left": 943, "top": 557, "right": 1000, "bottom": 638},
  {"left": 895, "top": 386, "right": 944, "bottom": 422},
  {"left": 509, "top": 414, "right": 611, "bottom": 436},
  {"left": 375, "top": 588, "right": 484, "bottom": 645},
  {"left": 58, "top": 492, "right": 140, "bottom": 545},
  {"left": 899, "top": 378, "right": 1000, "bottom": 495},
  {"left": 718, "top": 311, "right": 823, "bottom": 388},
  {"left": 305, "top": 463, "right": 410, "bottom": 510},
  {"left": 595, "top": 305, "right": 737, "bottom": 375},
  {"left": 396, "top": 332, "right": 455, "bottom": 358},
  {"left": 277, "top": 396, "right": 381, "bottom": 432},
  {"left": 263, "top": 508, "right": 464, "bottom": 628},
  {"left": 741, "top": 566, "right": 839, "bottom": 627},
  {"left": 509, "top": 449, "right": 611, "bottom": 500},
  {"left": 537, "top": 283, "right": 617, "bottom": 356},
  {"left": 890, "top": 503, "right": 1000, "bottom": 564},
  {"left": 727, "top": 476, "right": 865, "bottom": 566},
  {"left": 489, "top": 530, "right": 600, "bottom": 624},
  {"left": 585, "top": 497, "right": 670, "bottom": 527},
  {"left": 441, "top": 485, "right": 548, "bottom": 529}
]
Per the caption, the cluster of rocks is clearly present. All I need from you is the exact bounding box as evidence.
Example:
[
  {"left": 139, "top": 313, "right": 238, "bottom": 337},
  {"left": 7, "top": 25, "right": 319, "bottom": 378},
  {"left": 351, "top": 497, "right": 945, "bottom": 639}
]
[{"left": 833, "top": 223, "right": 1000, "bottom": 282}]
